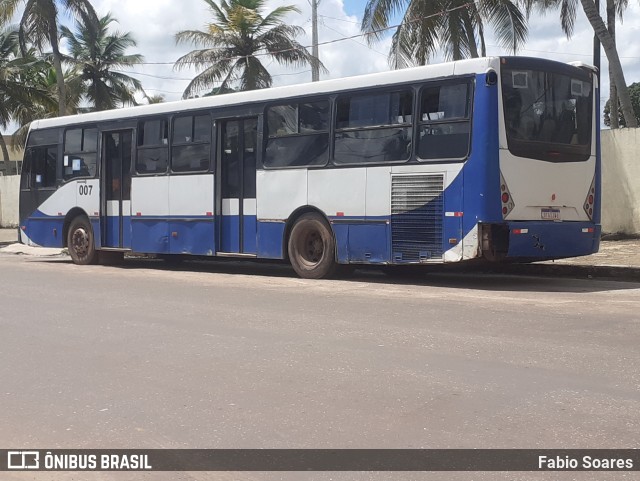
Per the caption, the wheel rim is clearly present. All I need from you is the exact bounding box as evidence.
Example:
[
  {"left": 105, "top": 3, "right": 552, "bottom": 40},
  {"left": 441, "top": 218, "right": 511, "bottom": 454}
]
[
  {"left": 297, "top": 227, "right": 324, "bottom": 266},
  {"left": 71, "top": 227, "right": 90, "bottom": 259}
]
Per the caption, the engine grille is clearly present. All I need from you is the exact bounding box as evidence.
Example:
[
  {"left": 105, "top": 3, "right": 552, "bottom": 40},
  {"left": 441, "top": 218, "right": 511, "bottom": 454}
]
[{"left": 391, "top": 174, "right": 444, "bottom": 262}]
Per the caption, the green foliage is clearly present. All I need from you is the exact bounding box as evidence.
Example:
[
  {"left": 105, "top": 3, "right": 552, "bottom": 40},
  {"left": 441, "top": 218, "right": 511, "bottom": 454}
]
[
  {"left": 604, "top": 82, "right": 640, "bottom": 127},
  {"left": 175, "top": 0, "right": 325, "bottom": 97},
  {"left": 61, "top": 11, "right": 144, "bottom": 111},
  {"left": 361, "top": 0, "right": 529, "bottom": 67}
]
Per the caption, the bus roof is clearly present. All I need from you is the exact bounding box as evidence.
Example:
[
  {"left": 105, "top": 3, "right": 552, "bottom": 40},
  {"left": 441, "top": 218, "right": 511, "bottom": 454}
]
[{"left": 30, "top": 56, "right": 588, "bottom": 131}]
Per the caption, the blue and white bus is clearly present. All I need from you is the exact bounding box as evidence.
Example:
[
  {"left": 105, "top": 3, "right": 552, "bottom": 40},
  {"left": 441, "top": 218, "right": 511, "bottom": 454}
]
[{"left": 19, "top": 56, "right": 599, "bottom": 278}]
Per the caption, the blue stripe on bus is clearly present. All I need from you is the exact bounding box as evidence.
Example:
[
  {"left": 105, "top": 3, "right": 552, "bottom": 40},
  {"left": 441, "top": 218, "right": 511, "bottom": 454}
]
[
  {"left": 257, "top": 222, "right": 286, "bottom": 259},
  {"left": 24, "top": 214, "right": 65, "bottom": 247},
  {"left": 168, "top": 219, "right": 215, "bottom": 255},
  {"left": 461, "top": 72, "right": 502, "bottom": 235},
  {"left": 507, "top": 222, "right": 600, "bottom": 259},
  {"left": 243, "top": 216, "right": 257, "bottom": 254},
  {"left": 104, "top": 215, "right": 120, "bottom": 247}
]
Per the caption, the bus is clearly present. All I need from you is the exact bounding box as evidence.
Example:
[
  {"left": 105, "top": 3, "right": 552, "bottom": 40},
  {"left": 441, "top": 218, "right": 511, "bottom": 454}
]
[{"left": 18, "top": 56, "right": 600, "bottom": 279}]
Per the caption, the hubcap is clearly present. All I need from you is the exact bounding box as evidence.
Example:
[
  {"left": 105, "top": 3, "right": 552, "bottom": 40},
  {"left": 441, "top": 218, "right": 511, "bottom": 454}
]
[
  {"left": 71, "top": 228, "right": 90, "bottom": 258},
  {"left": 304, "top": 231, "right": 323, "bottom": 263}
]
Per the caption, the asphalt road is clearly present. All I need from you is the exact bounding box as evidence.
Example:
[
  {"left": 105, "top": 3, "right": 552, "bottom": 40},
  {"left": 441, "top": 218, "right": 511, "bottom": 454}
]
[{"left": 1, "top": 253, "right": 639, "bottom": 481}]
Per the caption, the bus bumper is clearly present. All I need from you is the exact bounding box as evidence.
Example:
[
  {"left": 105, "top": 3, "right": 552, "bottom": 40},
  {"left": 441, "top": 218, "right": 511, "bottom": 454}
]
[{"left": 505, "top": 221, "right": 600, "bottom": 260}]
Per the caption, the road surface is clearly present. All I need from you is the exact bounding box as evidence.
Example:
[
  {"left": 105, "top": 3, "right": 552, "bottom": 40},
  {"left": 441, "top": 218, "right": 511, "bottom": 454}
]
[{"left": 1, "top": 253, "right": 639, "bottom": 480}]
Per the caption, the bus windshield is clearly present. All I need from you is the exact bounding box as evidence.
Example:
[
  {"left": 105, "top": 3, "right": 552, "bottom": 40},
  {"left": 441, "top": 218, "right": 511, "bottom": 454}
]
[{"left": 501, "top": 64, "right": 593, "bottom": 162}]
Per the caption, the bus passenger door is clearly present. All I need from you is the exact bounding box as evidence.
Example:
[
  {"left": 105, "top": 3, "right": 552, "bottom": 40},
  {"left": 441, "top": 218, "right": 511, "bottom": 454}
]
[
  {"left": 102, "top": 130, "right": 133, "bottom": 248},
  {"left": 217, "top": 118, "right": 258, "bottom": 255}
]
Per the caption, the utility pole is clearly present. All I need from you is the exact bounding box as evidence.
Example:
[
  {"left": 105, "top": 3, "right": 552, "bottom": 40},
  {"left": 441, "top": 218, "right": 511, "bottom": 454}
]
[
  {"left": 593, "top": 0, "right": 601, "bottom": 87},
  {"left": 311, "top": 0, "right": 320, "bottom": 82}
]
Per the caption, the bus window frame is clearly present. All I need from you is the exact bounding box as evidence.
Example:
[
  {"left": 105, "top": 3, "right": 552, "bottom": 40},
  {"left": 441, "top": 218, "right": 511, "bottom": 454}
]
[
  {"left": 62, "top": 125, "right": 99, "bottom": 183},
  {"left": 331, "top": 86, "right": 415, "bottom": 167},
  {"left": 136, "top": 116, "right": 170, "bottom": 176},
  {"left": 169, "top": 111, "right": 214, "bottom": 175},
  {"left": 416, "top": 77, "right": 475, "bottom": 163},
  {"left": 262, "top": 97, "right": 331, "bottom": 170}
]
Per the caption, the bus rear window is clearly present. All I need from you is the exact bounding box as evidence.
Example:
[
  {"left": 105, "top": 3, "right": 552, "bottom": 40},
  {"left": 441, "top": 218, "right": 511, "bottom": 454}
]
[{"left": 502, "top": 66, "right": 593, "bottom": 162}]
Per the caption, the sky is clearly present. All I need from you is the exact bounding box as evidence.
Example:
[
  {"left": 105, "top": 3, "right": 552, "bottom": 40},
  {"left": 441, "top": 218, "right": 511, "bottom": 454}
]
[{"left": 6, "top": 0, "right": 640, "bottom": 131}]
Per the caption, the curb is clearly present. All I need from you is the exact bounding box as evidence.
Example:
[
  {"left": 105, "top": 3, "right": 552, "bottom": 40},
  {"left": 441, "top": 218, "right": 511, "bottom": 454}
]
[{"left": 454, "top": 263, "right": 640, "bottom": 283}]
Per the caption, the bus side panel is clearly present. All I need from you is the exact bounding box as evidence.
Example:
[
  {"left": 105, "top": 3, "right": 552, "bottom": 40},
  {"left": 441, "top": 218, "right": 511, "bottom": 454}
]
[
  {"left": 22, "top": 182, "right": 79, "bottom": 248},
  {"left": 308, "top": 168, "right": 366, "bottom": 264},
  {"left": 168, "top": 174, "right": 215, "bottom": 255},
  {"left": 361, "top": 166, "right": 392, "bottom": 263},
  {"left": 462, "top": 73, "right": 501, "bottom": 253},
  {"left": 442, "top": 171, "right": 464, "bottom": 261},
  {"left": 256, "top": 222, "right": 286, "bottom": 259},
  {"left": 256, "top": 169, "right": 308, "bottom": 259},
  {"left": 24, "top": 212, "right": 65, "bottom": 247},
  {"left": 130, "top": 176, "right": 169, "bottom": 254}
]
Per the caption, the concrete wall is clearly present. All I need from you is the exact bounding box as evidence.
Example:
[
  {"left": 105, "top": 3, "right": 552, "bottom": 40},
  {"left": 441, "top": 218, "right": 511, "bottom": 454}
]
[
  {"left": 601, "top": 128, "right": 640, "bottom": 235},
  {"left": 0, "top": 175, "right": 19, "bottom": 228}
]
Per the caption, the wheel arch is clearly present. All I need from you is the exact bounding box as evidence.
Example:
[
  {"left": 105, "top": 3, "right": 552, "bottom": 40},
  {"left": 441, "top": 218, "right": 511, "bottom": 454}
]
[
  {"left": 63, "top": 208, "right": 91, "bottom": 247},
  {"left": 282, "top": 205, "right": 335, "bottom": 261}
]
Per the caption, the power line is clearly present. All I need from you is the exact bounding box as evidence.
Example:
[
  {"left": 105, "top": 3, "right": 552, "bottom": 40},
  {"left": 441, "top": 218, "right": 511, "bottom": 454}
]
[{"left": 320, "top": 18, "right": 388, "bottom": 58}]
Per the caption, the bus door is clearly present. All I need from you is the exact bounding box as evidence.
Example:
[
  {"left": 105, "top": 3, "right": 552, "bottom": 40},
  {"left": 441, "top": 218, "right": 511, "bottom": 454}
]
[
  {"left": 217, "top": 118, "right": 258, "bottom": 254},
  {"left": 102, "top": 130, "right": 133, "bottom": 248}
]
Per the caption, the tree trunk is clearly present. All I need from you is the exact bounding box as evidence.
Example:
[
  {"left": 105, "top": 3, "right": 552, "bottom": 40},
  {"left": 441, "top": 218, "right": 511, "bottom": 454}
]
[
  {"left": 476, "top": 14, "right": 486, "bottom": 57},
  {"left": 579, "top": 0, "right": 637, "bottom": 128},
  {"left": 49, "top": 24, "right": 66, "bottom": 116},
  {"left": 0, "top": 132, "right": 10, "bottom": 163},
  {"left": 463, "top": 12, "right": 479, "bottom": 58},
  {"left": 607, "top": 0, "right": 619, "bottom": 128}
]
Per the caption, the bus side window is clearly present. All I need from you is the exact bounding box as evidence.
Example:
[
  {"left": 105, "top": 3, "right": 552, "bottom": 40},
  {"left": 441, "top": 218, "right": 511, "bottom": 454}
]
[
  {"left": 334, "top": 90, "right": 413, "bottom": 165},
  {"left": 20, "top": 148, "right": 33, "bottom": 189},
  {"left": 171, "top": 114, "right": 211, "bottom": 173},
  {"left": 417, "top": 82, "right": 472, "bottom": 161},
  {"left": 137, "top": 118, "right": 169, "bottom": 174},
  {"left": 23, "top": 146, "right": 58, "bottom": 188},
  {"left": 264, "top": 101, "right": 329, "bottom": 168},
  {"left": 64, "top": 127, "right": 97, "bottom": 180}
]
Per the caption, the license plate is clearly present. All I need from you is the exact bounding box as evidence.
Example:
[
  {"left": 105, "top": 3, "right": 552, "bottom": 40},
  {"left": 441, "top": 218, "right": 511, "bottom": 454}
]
[{"left": 541, "top": 208, "right": 560, "bottom": 220}]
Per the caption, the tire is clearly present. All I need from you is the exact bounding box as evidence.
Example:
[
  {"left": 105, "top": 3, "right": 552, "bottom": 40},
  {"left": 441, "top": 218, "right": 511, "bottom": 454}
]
[
  {"left": 67, "top": 216, "right": 97, "bottom": 265},
  {"left": 288, "top": 213, "right": 338, "bottom": 279}
]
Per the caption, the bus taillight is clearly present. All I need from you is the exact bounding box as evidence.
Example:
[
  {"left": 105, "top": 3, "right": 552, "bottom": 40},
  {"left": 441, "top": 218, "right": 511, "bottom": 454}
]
[
  {"left": 583, "top": 176, "right": 596, "bottom": 220},
  {"left": 500, "top": 173, "right": 515, "bottom": 218}
]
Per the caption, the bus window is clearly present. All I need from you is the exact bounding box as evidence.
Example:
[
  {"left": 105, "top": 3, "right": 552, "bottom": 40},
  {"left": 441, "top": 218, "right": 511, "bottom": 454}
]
[
  {"left": 64, "top": 127, "right": 97, "bottom": 179},
  {"left": 264, "top": 101, "right": 329, "bottom": 168},
  {"left": 418, "top": 82, "right": 472, "bottom": 161},
  {"left": 171, "top": 114, "right": 211, "bottom": 173},
  {"left": 22, "top": 146, "right": 57, "bottom": 188},
  {"left": 334, "top": 90, "right": 412, "bottom": 164},
  {"left": 137, "top": 118, "right": 168, "bottom": 174}
]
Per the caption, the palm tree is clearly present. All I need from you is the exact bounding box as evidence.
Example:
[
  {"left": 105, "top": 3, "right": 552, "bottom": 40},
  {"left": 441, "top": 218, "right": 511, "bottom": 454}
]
[
  {"left": 536, "top": 0, "right": 637, "bottom": 128},
  {"left": 0, "top": 0, "right": 97, "bottom": 116},
  {"left": 605, "top": 0, "right": 627, "bottom": 129},
  {"left": 174, "top": 0, "right": 325, "bottom": 97},
  {"left": 0, "top": 26, "right": 54, "bottom": 161},
  {"left": 361, "top": 0, "right": 528, "bottom": 68},
  {"left": 10, "top": 62, "right": 84, "bottom": 149},
  {"left": 144, "top": 93, "right": 166, "bottom": 104},
  {"left": 0, "top": 27, "right": 24, "bottom": 162},
  {"left": 60, "top": 12, "right": 144, "bottom": 111}
]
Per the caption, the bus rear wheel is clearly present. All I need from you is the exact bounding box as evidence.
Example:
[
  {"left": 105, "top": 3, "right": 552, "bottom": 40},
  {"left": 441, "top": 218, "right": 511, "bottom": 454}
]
[
  {"left": 67, "top": 216, "right": 97, "bottom": 265},
  {"left": 288, "top": 213, "right": 337, "bottom": 279}
]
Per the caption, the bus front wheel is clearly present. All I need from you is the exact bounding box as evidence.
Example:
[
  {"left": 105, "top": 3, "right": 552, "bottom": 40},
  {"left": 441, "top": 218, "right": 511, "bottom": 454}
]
[
  {"left": 67, "top": 216, "right": 97, "bottom": 265},
  {"left": 288, "top": 213, "right": 337, "bottom": 279}
]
